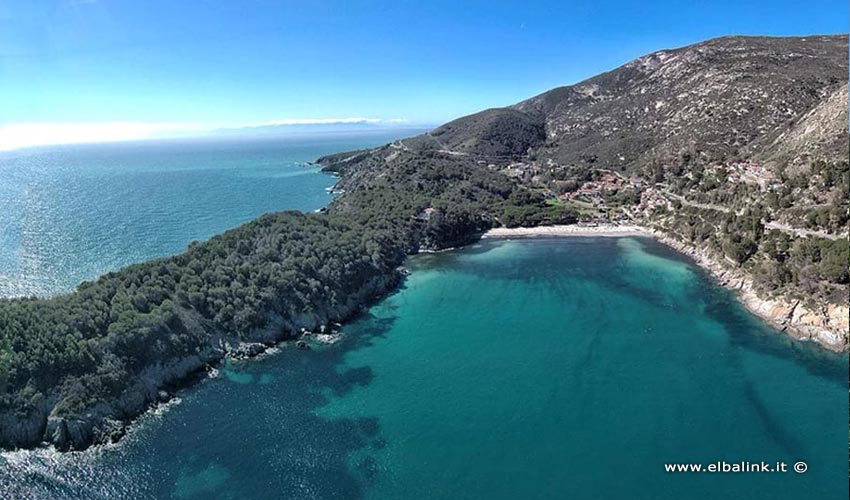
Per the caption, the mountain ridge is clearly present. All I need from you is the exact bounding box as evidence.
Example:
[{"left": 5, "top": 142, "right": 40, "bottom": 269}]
[{"left": 408, "top": 34, "right": 848, "bottom": 170}]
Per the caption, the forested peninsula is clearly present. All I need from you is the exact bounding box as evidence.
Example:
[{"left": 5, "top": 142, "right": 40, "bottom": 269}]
[{"left": 1, "top": 34, "right": 847, "bottom": 451}]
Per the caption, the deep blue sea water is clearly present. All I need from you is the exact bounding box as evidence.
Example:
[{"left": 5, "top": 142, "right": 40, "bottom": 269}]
[
  {"left": 0, "top": 137, "right": 846, "bottom": 499},
  {"left": 0, "top": 131, "right": 419, "bottom": 297}
]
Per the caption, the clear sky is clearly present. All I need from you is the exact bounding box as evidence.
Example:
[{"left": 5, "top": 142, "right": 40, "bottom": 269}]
[{"left": 0, "top": 0, "right": 847, "bottom": 148}]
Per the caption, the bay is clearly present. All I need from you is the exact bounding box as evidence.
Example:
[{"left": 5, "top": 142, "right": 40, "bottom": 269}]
[{"left": 1, "top": 236, "right": 845, "bottom": 499}]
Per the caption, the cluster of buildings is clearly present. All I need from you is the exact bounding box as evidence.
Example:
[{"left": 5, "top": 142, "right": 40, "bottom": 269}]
[
  {"left": 723, "top": 161, "right": 780, "bottom": 190},
  {"left": 617, "top": 188, "right": 672, "bottom": 219},
  {"left": 498, "top": 161, "right": 682, "bottom": 222},
  {"left": 559, "top": 172, "right": 628, "bottom": 204},
  {"left": 502, "top": 162, "right": 539, "bottom": 183},
  {"left": 636, "top": 188, "right": 671, "bottom": 214}
]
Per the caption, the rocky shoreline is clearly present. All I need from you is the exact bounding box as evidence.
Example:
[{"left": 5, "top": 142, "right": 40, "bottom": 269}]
[
  {"left": 0, "top": 270, "right": 404, "bottom": 452},
  {"left": 650, "top": 230, "right": 849, "bottom": 352},
  {"left": 3, "top": 221, "right": 844, "bottom": 454},
  {"left": 482, "top": 223, "right": 848, "bottom": 352}
]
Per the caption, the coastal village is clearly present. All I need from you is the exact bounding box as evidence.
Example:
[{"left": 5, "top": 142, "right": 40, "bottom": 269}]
[{"left": 496, "top": 158, "right": 784, "bottom": 225}]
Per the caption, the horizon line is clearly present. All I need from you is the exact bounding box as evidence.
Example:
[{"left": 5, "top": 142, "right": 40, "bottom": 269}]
[{"left": 0, "top": 118, "right": 432, "bottom": 152}]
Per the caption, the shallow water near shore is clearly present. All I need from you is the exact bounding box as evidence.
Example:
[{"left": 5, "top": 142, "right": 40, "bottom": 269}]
[{"left": 1, "top": 237, "right": 846, "bottom": 499}]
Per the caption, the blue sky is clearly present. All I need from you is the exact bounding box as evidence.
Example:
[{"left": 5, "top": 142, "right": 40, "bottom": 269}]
[{"left": 0, "top": 0, "right": 847, "bottom": 148}]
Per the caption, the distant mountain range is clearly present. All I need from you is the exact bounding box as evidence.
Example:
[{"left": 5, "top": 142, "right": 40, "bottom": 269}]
[{"left": 211, "top": 119, "right": 433, "bottom": 137}]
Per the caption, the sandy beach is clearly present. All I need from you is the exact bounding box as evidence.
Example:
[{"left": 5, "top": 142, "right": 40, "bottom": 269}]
[{"left": 481, "top": 224, "right": 652, "bottom": 239}]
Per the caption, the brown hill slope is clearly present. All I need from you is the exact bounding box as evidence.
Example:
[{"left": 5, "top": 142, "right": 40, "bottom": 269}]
[{"left": 413, "top": 35, "right": 848, "bottom": 170}]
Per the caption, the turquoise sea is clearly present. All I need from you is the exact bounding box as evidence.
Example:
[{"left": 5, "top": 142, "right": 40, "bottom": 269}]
[{"left": 0, "top": 137, "right": 846, "bottom": 499}]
